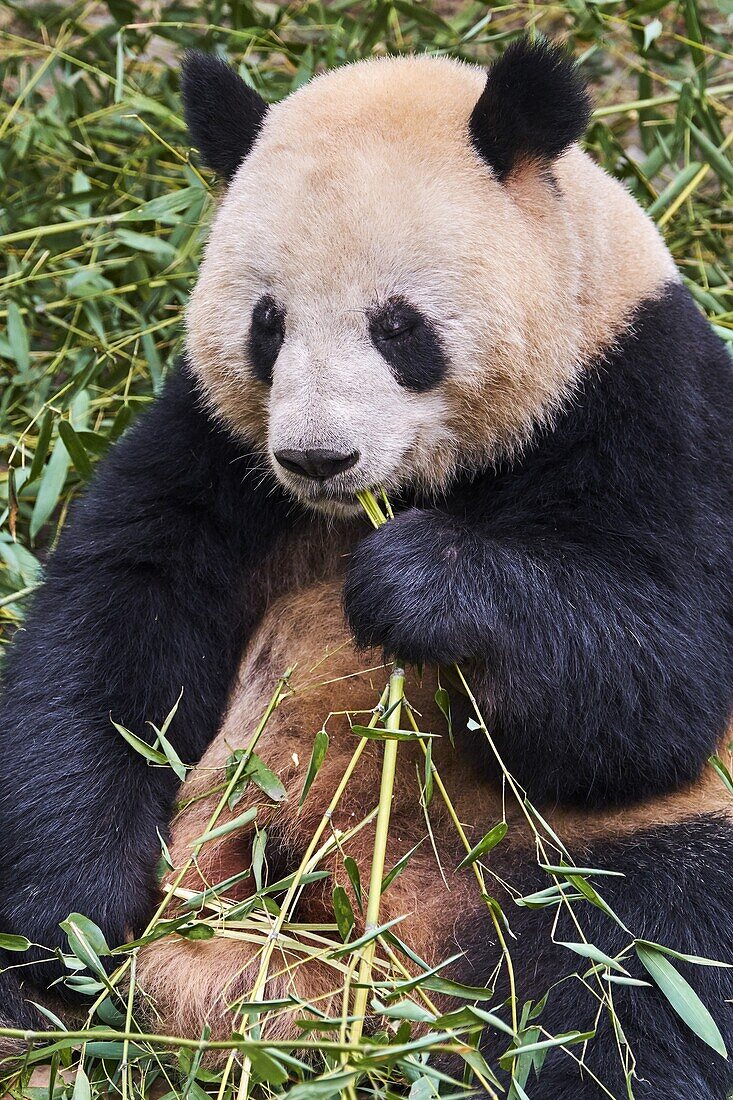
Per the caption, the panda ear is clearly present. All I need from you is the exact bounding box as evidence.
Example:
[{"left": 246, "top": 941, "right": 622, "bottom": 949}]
[
  {"left": 469, "top": 37, "right": 591, "bottom": 182},
  {"left": 181, "top": 51, "right": 268, "bottom": 183}
]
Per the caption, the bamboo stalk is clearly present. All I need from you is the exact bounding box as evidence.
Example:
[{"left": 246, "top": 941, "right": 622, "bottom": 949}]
[
  {"left": 349, "top": 665, "right": 405, "bottom": 1046},
  {"left": 231, "top": 684, "right": 391, "bottom": 1100}
]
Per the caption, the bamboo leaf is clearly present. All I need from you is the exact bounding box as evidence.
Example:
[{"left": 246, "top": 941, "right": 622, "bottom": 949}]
[
  {"left": 58, "top": 421, "right": 93, "bottom": 480},
  {"left": 193, "top": 807, "right": 258, "bottom": 847},
  {"left": 350, "top": 724, "right": 439, "bottom": 741},
  {"left": 329, "top": 915, "right": 405, "bottom": 957},
  {"left": 457, "top": 822, "right": 508, "bottom": 870},
  {"left": 636, "top": 943, "right": 728, "bottom": 1057},
  {"left": 111, "top": 719, "right": 168, "bottom": 767},
  {"left": 557, "top": 941, "right": 629, "bottom": 974},
  {"left": 60, "top": 914, "right": 110, "bottom": 978},
  {"left": 0, "top": 933, "right": 31, "bottom": 952},
  {"left": 72, "top": 1066, "right": 91, "bottom": 1100},
  {"left": 299, "top": 728, "right": 329, "bottom": 805},
  {"left": 332, "top": 885, "right": 355, "bottom": 941}
]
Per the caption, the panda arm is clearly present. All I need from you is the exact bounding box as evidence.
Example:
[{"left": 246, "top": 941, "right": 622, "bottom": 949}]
[
  {"left": 0, "top": 362, "right": 292, "bottom": 962},
  {"left": 344, "top": 505, "right": 727, "bottom": 806}
]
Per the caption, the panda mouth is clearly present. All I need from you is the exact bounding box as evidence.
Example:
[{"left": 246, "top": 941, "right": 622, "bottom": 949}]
[
  {"left": 287, "top": 479, "right": 366, "bottom": 515},
  {"left": 308, "top": 485, "right": 361, "bottom": 508}
]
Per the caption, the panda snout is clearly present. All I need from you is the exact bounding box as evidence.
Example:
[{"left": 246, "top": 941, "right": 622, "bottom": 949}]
[{"left": 274, "top": 447, "right": 360, "bottom": 481}]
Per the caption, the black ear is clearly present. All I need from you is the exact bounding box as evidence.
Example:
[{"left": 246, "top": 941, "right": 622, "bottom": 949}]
[
  {"left": 181, "top": 51, "right": 268, "bottom": 182},
  {"left": 469, "top": 37, "right": 591, "bottom": 182}
]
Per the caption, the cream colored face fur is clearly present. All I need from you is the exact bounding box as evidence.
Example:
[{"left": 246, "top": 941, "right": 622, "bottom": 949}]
[{"left": 186, "top": 54, "right": 676, "bottom": 513}]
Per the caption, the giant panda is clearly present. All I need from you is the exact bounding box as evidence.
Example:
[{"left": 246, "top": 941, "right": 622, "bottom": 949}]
[{"left": 0, "top": 37, "right": 732, "bottom": 1100}]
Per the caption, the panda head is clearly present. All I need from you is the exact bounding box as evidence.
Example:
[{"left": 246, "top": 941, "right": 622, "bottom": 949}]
[{"left": 182, "top": 41, "right": 673, "bottom": 514}]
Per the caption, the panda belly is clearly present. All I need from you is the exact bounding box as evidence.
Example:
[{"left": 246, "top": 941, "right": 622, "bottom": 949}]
[
  {"left": 135, "top": 577, "right": 510, "bottom": 1041},
  {"left": 137, "top": 580, "right": 733, "bottom": 1091}
]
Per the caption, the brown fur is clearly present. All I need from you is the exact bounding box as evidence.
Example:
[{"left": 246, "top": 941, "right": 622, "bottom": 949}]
[{"left": 137, "top": 580, "right": 731, "bottom": 1045}]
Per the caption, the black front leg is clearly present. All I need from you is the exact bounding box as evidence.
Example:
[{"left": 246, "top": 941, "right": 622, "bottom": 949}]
[
  {"left": 0, "top": 363, "right": 294, "bottom": 983},
  {"left": 344, "top": 507, "right": 730, "bottom": 806}
]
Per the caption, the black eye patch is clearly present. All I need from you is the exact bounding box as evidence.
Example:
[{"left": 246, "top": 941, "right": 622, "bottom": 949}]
[
  {"left": 368, "top": 297, "right": 448, "bottom": 392},
  {"left": 248, "top": 295, "right": 286, "bottom": 384}
]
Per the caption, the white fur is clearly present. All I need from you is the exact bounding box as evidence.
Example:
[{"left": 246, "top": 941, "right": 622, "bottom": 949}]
[{"left": 186, "top": 54, "right": 677, "bottom": 511}]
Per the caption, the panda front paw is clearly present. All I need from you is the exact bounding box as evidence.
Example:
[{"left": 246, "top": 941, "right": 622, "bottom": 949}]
[{"left": 343, "top": 508, "right": 475, "bottom": 665}]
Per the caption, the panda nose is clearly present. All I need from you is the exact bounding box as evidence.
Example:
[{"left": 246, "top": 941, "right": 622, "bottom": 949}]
[{"left": 274, "top": 448, "right": 360, "bottom": 481}]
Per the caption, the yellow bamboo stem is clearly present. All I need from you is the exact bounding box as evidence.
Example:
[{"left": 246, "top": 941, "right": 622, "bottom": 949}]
[{"left": 349, "top": 665, "right": 404, "bottom": 1045}]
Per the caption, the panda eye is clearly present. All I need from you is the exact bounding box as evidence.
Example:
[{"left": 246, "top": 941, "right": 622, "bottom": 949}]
[
  {"left": 254, "top": 299, "right": 282, "bottom": 331},
  {"left": 248, "top": 295, "right": 285, "bottom": 384},
  {"left": 368, "top": 296, "right": 448, "bottom": 393},
  {"left": 371, "top": 300, "right": 420, "bottom": 342}
]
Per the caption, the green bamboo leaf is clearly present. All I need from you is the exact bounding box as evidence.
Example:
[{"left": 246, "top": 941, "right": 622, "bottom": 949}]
[
  {"left": 260, "top": 870, "right": 330, "bottom": 896},
  {"left": 350, "top": 724, "right": 439, "bottom": 741},
  {"left": 176, "top": 923, "right": 215, "bottom": 941},
  {"left": 111, "top": 719, "right": 168, "bottom": 767},
  {"left": 434, "top": 686, "right": 452, "bottom": 736},
  {"left": 373, "top": 997, "right": 434, "bottom": 1023},
  {"left": 299, "top": 728, "right": 329, "bottom": 805},
  {"left": 0, "top": 933, "right": 31, "bottom": 952},
  {"left": 28, "top": 409, "right": 54, "bottom": 483},
  {"left": 329, "top": 915, "right": 406, "bottom": 957},
  {"left": 58, "top": 420, "right": 93, "bottom": 480},
  {"left": 246, "top": 753, "right": 287, "bottom": 803},
  {"left": 118, "top": 185, "right": 201, "bottom": 224},
  {"left": 423, "top": 738, "right": 434, "bottom": 805},
  {"left": 539, "top": 864, "right": 625, "bottom": 877},
  {"left": 344, "top": 856, "right": 363, "bottom": 912},
  {"left": 557, "top": 941, "right": 629, "bottom": 974},
  {"left": 252, "top": 827, "right": 267, "bottom": 890},
  {"left": 502, "top": 1030, "right": 595, "bottom": 1060},
  {"left": 72, "top": 1066, "right": 91, "bottom": 1100},
  {"left": 115, "top": 227, "right": 177, "bottom": 259},
  {"left": 636, "top": 943, "right": 728, "bottom": 1057},
  {"left": 157, "top": 828, "right": 174, "bottom": 873},
  {"left": 689, "top": 125, "right": 733, "bottom": 189},
  {"left": 148, "top": 693, "right": 186, "bottom": 779},
  {"left": 515, "top": 881, "right": 579, "bottom": 909},
  {"left": 635, "top": 938, "right": 733, "bottom": 969},
  {"left": 332, "top": 885, "right": 355, "bottom": 941},
  {"left": 421, "top": 975, "right": 494, "bottom": 1000},
  {"left": 7, "top": 301, "right": 30, "bottom": 371},
  {"left": 566, "top": 873, "right": 628, "bottom": 929},
  {"left": 377, "top": 953, "right": 464, "bottom": 999},
  {"left": 647, "top": 162, "right": 703, "bottom": 219},
  {"left": 193, "top": 807, "right": 258, "bottom": 847},
  {"left": 246, "top": 1046, "right": 289, "bottom": 1086},
  {"left": 283, "top": 1070, "right": 357, "bottom": 1100},
  {"left": 457, "top": 822, "right": 508, "bottom": 870},
  {"left": 382, "top": 839, "right": 423, "bottom": 893},
  {"left": 60, "top": 913, "right": 110, "bottom": 977},
  {"left": 30, "top": 435, "right": 69, "bottom": 540},
  {"left": 708, "top": 754, "right": 733, "bottom": 796},
  {"left": 152, "top": 726, "right": 187, "bottom": 781}
]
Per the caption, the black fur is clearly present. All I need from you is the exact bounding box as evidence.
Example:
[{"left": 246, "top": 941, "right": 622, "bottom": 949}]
[
  {"left": 344, "top": 282, "right": 733, "bottom": 806},
  {"left": 181, "top": 51, "right": 268, "bottom": 181},
  {"left": 368, "top": 297, "right": 449, "bottom": 391},
  {"left": 0, "top": 364, "right": 297, "bottom": 1008},
  {"left": 469, "top": 37, "right": 592, "bottom": 181},
  {"left": 459, "top": 816, "right": 733, "bottom": 1099},
  {"left": 248, "top": 295, "right": 286, "bottom": 384}
]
